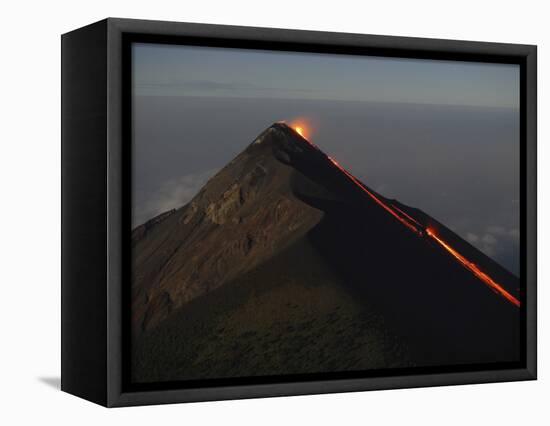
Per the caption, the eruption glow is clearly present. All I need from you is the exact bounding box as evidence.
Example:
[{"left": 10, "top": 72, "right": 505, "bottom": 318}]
[
  {"left": 290, "top": 120, "right": 312, "bottom": 141},
  {"left": 288, "top": 123, "right": 520, "bottom": 308}
]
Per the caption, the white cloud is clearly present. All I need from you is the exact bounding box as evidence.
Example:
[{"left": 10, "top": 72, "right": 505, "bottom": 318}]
[
  {"left": 466, "top": 232, "right": 479, "bottom": 244},
  {"left": 464, "top": 225, "right": 520, "bottom": 272},
  {"left": 133, "top": 168, "right": 218, "bottom": 227},
  {"left": 482, "top": 233, "right": 497, "bottom": 245}
]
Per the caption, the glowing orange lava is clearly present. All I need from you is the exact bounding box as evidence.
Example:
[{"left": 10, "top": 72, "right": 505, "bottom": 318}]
[
  {"left": 314, "top": 140, "right": 520, "bottom": 308},
  {"left": 426, "top": 228, "right": 520, "bottom": 307},
  {"left": 290, "top": 121, "right": 312, "bottom": 141},
  {"left": 391, "top": 204, "right": 423, "bottom": 228}
]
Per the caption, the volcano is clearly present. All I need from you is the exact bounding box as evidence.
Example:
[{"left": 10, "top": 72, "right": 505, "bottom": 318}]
[{"left": 131, "top": 122, "right": 521, "bottom": 383}]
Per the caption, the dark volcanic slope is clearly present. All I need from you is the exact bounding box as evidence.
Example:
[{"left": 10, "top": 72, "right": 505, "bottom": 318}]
[{"left": 131, "top": 122, "right": 520, "bottom": 383}]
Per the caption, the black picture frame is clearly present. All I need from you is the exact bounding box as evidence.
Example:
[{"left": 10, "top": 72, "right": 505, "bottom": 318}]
[{"left": 61, "top": 17, "right": 537, "bottom": 407}]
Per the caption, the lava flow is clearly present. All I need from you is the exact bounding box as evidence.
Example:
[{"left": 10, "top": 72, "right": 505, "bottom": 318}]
[
  {"left": 426, "top": 228, "right": 521, "bottom": 307},
  {"left": 391, "top": 203, "right": 423, "bottom": 228},
  {"left": 290, "top": 123, "right": 520, "bottom": 308}
]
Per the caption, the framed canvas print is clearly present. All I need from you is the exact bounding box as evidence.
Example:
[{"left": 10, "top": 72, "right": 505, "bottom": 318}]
[{"left": 61, "top": 18, "right": 537, "bottom": 407}]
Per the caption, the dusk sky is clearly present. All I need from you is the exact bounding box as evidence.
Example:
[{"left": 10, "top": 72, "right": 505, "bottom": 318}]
[
  {"left": 133, "top": 43, "right": 519, "bottom": 107},
  {"left": 132, "top": 43, "right": 520, "bottom": 274}
]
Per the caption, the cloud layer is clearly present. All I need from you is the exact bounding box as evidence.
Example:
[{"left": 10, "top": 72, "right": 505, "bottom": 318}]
[
  {"left": 465, "top": 226, "right": 520, "bottom": 275},
  {"left": 132, "top": 168, "right": 218, "bottom": 227}
]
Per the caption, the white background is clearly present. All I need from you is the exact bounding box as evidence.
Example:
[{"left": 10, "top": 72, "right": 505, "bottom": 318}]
[{"left": 0, "top": 0, "right": 546, "bottom": 423}]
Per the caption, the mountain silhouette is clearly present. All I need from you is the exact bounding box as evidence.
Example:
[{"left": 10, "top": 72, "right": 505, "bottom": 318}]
[{"left": 131, "top": 122, "right": 520, "bottom": 383}]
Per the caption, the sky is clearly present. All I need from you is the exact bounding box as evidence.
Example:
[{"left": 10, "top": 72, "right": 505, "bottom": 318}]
[
  {"left": 133, "top": 43, "right": 519, "bottom": 108},
  {"left": 132, "top": 43, "right": 520, "bottom": 275}
]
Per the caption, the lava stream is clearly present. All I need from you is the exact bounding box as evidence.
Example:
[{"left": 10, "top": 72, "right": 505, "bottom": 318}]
[
  {"left": 291, "top": 124, "right": 519, "bottom": 307},
  {"left": 300, "top": 133, "right": 520, "bottom": 308},
  {"left": 392, "top": 203, "right": 423, "bottom": 228},
  {"left": 426, "top": 228, "right": 521, "bottom": 307},
  {"left": 293, "top": 123, "right": 417, "bottom": 233},
  {"left": 328, "top": 151, "right": 520, "bottom": 308}
]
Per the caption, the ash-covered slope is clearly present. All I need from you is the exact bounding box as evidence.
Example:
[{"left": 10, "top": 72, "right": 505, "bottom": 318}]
[{"left": 131, "top": 122, "right": 520, "bottom": 383}]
